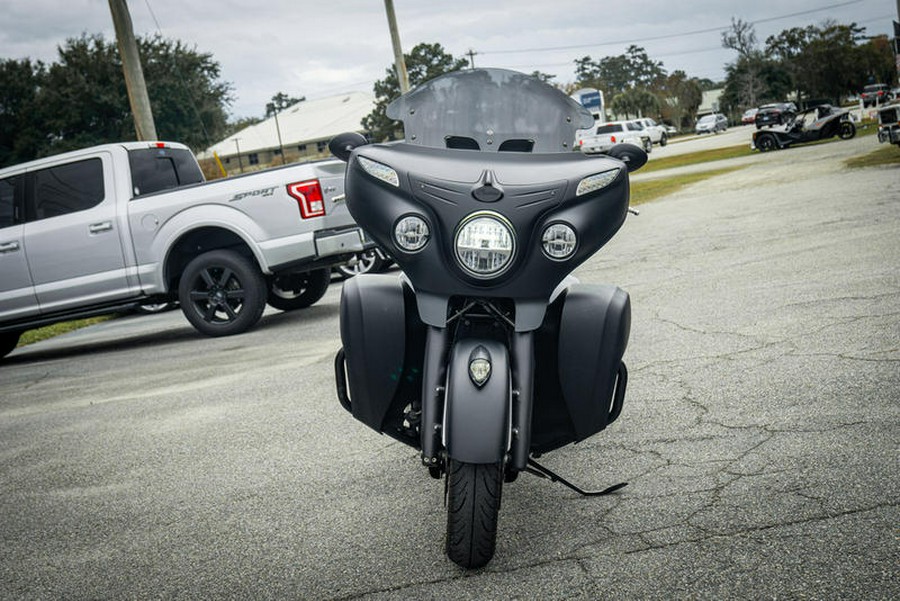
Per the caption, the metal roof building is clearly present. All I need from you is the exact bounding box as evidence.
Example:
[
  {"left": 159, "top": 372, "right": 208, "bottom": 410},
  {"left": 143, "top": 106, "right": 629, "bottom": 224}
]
[{"left": 199, "top": 91, "right": 374, "bottom": 171}]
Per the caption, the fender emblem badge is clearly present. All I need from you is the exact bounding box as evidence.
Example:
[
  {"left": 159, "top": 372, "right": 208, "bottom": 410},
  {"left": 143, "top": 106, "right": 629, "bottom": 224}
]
[{"left": 468, "top": 345, "right": 492, "bottom": 387}]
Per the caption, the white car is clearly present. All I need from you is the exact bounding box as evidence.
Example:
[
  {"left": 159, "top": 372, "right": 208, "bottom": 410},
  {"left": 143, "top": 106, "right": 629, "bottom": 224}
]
[
  {"left": 575, "top": 121, "right": 652, "bottom": 155},
  {"left": 631, "top": 118, "right": 669, "bottom": 146}
]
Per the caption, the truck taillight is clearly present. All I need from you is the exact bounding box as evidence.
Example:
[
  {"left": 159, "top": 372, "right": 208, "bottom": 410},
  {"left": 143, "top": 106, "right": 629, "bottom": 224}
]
[
  {"left": 611, "top": 135, "right": 617, "bottom": 143},
  {"left": 287, "top": 180, "right": 326, "bottom": 219}
]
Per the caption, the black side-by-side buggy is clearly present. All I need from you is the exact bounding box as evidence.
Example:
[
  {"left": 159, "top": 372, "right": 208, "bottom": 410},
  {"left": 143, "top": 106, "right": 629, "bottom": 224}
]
[{"left": 752, "top": 104, "right": 856, "bottom": 152}]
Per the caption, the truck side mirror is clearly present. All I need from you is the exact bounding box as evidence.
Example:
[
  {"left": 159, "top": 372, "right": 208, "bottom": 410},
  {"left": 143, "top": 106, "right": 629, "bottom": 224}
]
[
  {"left": 329, "top": 132, "right": 369, "bottom": 162},
  {"left": 606, "top": 143, "right": 648, "bottom": 173}
]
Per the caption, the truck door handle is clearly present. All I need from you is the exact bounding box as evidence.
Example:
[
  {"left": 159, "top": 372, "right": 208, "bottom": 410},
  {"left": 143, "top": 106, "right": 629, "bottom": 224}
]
[
  {"left": 89, "top": 221, "right": 113, "bottom": 234},
  {"left": 0, "top": 241, "right": 20, "bottom": 253}
]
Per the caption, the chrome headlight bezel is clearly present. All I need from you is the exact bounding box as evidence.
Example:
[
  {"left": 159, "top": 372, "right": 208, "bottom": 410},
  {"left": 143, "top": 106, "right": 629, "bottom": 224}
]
[
  {"left": 393, "top": 214, "right": 430, "bottom": 253},
  {"left": 541, "top": 222, "right": 578, "bottom": 261},
  {"left": 454, "top": 211, "right": 517, "bottom": 279}
]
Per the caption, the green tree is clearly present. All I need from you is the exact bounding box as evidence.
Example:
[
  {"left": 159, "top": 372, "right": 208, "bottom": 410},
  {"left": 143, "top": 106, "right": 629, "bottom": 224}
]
[
  {"left": 657, "top": 70, "right": 703, "bottom": 130},
  {"left": 266, "top": 91, "right": 305, "bottom": 117},
  {"left": 0, "top": 33, "right": 232, "bottom": 166},
  {"left": 575, "top": 45, "right": 666, "bottom": 100},
  {"left": 362, "top": 42, "right": 468, "bottom": 142},
  {"left": 0, "top": 58, "right": 46, "bottom": 167},
  {"left": 609, "top": 87, "right": 660, "bottom": 120}
]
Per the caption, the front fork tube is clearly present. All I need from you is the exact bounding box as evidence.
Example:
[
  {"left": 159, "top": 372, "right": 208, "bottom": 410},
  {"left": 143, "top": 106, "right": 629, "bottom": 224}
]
[
  {"left": 420, "top": 326, "right": 448, "bottom": 466},
  {"left": 419, "top": 326, "right": 535, "bottom": 475}
]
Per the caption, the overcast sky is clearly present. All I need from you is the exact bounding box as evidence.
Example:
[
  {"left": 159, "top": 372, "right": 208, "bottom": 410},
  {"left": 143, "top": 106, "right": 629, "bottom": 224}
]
[{"left": 2, "top": 0, "right": 896, "bottom": 119}]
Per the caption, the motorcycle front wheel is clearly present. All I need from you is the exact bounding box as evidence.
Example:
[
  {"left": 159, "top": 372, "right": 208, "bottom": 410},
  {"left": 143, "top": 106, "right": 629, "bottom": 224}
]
[
  {"left": 446, "top": 460, "right": 503, "bottom": 569},
  {"left": 839, "top": 121, "right": 856, "bottom": 140}
]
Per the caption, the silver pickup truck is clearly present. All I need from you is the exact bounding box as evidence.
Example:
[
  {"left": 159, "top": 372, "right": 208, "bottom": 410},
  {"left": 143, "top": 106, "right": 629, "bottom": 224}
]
[{"left": 0, "top": 141, "right": 366, "bottom": 358}]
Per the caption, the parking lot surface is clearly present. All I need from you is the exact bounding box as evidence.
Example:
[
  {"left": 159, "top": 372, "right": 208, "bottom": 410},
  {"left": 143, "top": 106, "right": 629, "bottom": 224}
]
[{"left": 1, "top": 134, "right": 897, "bottom": 599}]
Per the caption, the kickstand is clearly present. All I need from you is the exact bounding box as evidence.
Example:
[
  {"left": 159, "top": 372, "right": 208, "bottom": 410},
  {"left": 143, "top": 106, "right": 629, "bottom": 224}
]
[{"left": 525, "top": 458, "right": 628, "bottom": 497}]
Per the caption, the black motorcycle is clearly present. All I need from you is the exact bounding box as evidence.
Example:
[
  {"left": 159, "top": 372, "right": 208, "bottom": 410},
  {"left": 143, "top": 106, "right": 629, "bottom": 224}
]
[
  {"left": 330, "top": 68, "right": 645, "bottom": 569},
  {"left": 752, "top": 104, "right": 856, "bottom": 152}
]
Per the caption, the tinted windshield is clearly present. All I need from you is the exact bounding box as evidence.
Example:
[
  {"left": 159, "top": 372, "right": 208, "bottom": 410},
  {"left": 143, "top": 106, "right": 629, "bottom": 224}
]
[
  {"left": 698, "top": 115, "right": 716, "bottom": 123},
  {"left": 385, "top": 68, "right": 593, "bottom": 153},
  {"left": 595, "top": 124, "right": 622, "bottom": 134}
]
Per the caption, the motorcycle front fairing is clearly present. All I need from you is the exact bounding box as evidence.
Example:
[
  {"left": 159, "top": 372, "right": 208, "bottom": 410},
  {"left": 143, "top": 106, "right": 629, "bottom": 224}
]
[{"left": 336, "top": 68, "right": 633, "bottom": 470}]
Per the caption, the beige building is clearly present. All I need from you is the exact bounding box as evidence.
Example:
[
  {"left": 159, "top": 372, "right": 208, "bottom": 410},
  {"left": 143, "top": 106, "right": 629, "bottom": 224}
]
[{"left": 200, "top": 91, "right": 375, "bottom": 174}]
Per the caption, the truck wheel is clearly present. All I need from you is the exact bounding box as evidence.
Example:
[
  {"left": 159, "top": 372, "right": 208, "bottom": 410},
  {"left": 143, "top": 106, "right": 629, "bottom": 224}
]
[
  {"left": 659, "top": 133, "right": 668, "bottom": 147},
  {"left": 178, "top": 250, "right": 267, "bottom": 337},
  {"left": 0, "top": 331, "right": 22, "bottom": 360},
  {"left": 839, "top": 121, "right": 856, "bottom": 140},
  {"left": 336, "top": 249, "right": 388, "bottom": 279},
  {"left": 267, "top": 268, "right": 329, "bottom": 311},
  {"left": 446, "top": 459, "right": 503, "bottom": 569}
]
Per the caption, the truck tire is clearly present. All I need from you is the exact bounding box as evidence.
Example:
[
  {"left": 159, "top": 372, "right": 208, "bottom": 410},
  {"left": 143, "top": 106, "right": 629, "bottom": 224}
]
[
  {"left": 446, "top": 459, "right": 503, "bottom": 569},
  {"left": 659, "top": 133, "right": 668, "bottom": 147},
  {"left": 267, "top": 268, "right": 329, "bottom": 311},
  {"left": 178, "top": 249, "right": 267, "bottom": 337},
  {"left": 0, "top": 331, "right": 22, "bottom": 360}
]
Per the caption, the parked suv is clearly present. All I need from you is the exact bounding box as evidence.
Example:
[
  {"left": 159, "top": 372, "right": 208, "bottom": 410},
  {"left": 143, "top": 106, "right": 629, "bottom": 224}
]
[
  {"left": 861, "top": 84, "right": 892, "bottom": 108},
  {"left": 632, "top": 118, "right": 669, "bottom": 146},
  {"left": 755, "top": 103, "right": 796, "bottom": 129}
]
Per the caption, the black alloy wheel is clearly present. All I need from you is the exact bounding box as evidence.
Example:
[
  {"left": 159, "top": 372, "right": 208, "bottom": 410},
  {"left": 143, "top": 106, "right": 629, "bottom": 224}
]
[
  {"left": 839, "top": 121, "right": 856, "bottom": 140},
  {"left": 0, "top": 331, "right": 22, "bottom": 360},
  {"left": 336, "top": 249, "right": 390, "bottom": 279},
  {"left": 756, "top": 134, "right": 778, "bottom": 152},
  {"left": 267, "top": 268, "right": 330, "bottom": 311},
  {"left": 178, "top": 249, "right": 267, "bottom": 337},
  {"left": 446, "top": 460, "right": 503, "bottom": 569},
  {"left": 659, "top": 133, "right": 668, "bottom": 147}
]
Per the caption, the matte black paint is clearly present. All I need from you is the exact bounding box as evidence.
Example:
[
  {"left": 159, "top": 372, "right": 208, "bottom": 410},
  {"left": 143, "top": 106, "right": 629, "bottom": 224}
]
[{"left": 444, "top": 338, "right": 511, "bottom": 464}]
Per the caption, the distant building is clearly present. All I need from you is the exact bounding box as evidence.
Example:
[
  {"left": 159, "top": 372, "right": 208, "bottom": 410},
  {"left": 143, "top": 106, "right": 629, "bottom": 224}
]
[
  {"left": 697, "top": 88, "right": 725, "bottom": 116},
  {"left": 200, "top": 91, "right": 374, "bottom": 174}
]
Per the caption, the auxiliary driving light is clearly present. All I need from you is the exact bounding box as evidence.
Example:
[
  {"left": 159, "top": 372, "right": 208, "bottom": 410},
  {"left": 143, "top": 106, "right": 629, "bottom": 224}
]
[
  {"left": 541, "top": 223, "right": 577, "bottom": 260},
  {"left": 455, "top": 212, "right": 516, "bottom": 278},
  {"left": 394, "top": 215, "right": 430, "bottom": 252}
]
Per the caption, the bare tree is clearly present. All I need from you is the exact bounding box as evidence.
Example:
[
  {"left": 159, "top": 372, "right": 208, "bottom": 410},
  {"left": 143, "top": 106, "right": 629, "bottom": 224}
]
[{"left": 722, "top": 18, "right": 758, "bottom": 58}]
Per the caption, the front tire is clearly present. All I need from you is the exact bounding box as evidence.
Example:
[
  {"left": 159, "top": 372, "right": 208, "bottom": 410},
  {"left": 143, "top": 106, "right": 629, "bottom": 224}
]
[
  {"left": 178, "top": 249, "right": 267, "bottom": 337},
  {"left": 757, "top": 133, "right": 777, "bottom": 152},
  {"left": 839, "top": 121, "right": 856, "bottom": 140},
  {"left": 446, "top": 460, "right": 503, "bottom": 569},
  {"left": 267, "top": 268, "right": 329, "bottom": 311},
  {"left": 0, "top": 331, "right": 22, "bottom": 360},
  {"left": 659, "top": 133, "right": 668, "bottom": 147}
]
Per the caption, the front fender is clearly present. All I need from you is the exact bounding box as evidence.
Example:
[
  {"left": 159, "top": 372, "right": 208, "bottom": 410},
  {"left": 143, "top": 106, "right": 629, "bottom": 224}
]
[{"left": 444, "top": 339, "right": 510, "bottom": 464}]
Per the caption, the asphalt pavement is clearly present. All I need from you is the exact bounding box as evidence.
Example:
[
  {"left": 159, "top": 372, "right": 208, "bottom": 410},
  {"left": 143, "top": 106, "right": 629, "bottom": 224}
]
[{"left": 1, "top": 134, "right": 897, "bottom": 599}]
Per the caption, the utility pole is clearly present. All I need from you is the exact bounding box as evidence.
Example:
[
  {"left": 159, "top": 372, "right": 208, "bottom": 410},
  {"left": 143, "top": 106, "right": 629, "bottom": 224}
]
[
  {"left": 108, "top": 0, "right": 157, "bottom": 140},
  {"left": 383, "top": 0, "right": 409, "bottom": 93},
  {"left": 234, "top": 138, "right": 244, "bottom": 174},
  {"left": 466, "top": 49, "right": 477, "bottom": 69},
  {"left": 267, "top": 103, "right": 286, "bottom": 165}
]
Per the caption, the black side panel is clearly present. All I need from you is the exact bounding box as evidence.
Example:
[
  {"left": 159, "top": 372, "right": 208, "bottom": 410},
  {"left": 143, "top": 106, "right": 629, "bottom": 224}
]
[
  {"left": 339, "top": 274, "right": 425, "bottom": 439},
  {"left": 558, "top": 285, "right": 630, "bottom": 441},
  {"left": 531, "top": 284, "right": 631, "bottom": 453}
]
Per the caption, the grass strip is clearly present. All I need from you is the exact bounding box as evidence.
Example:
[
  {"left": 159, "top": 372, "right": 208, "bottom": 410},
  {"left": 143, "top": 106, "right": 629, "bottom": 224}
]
[
  {"left": 631, "top": 166, "right": 746, "bottom": 206},
  {"left": 18, "top": 316, "right": 113, "bottom": 348},
  {"left": 844, "top": 143, "right": 900, "bottom": 168}
]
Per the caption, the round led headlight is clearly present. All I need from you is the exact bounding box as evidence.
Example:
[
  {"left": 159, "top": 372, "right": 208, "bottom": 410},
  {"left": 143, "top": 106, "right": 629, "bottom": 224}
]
[
  {"left": 541, "top": 223, "right": 577, "bottom": 260},
  {"left": 394, "top": 215, "right": 430, "bottom": 252},
  {"left": 454, "top": 212, "right": 516, "bottom": 278}
]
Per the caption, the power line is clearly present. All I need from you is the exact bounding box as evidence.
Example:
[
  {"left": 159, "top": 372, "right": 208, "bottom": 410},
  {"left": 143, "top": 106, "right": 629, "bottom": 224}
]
[{"left": 478, "top": 0, "right": 867, "bottom": 56}]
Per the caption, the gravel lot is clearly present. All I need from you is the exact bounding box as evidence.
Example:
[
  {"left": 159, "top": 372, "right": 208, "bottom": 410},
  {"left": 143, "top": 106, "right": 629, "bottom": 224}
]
[{"left": 1, "top": 134, "right": 897, "bottom": 599}]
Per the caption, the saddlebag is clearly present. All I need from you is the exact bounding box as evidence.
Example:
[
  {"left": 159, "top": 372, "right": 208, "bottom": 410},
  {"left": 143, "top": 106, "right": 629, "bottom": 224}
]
[
  {"left": 531, "top": 284, "right": 631, "bottom": 454},
  {"left": 335, "top": 274, "right": 426, "bottom": 446}
]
